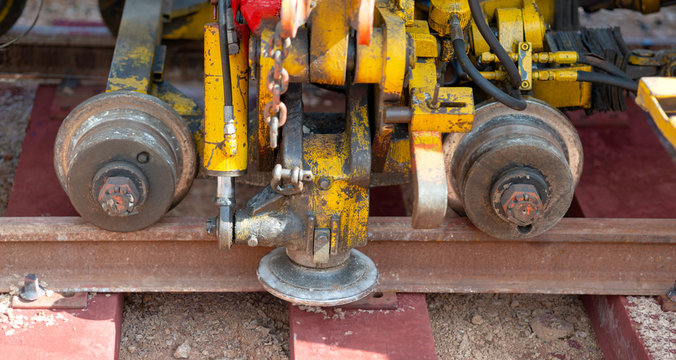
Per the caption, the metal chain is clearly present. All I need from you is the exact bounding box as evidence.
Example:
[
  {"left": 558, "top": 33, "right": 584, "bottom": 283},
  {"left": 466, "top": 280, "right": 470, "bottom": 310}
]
[{"left": 263, "top": 23, "right": 292, "bottom": 149}]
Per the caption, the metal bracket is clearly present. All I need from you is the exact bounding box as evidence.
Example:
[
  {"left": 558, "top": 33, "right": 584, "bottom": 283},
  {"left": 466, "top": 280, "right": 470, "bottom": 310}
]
[
  {"left": 410, "top": 131, "right": 447, "bottom": 229},
  {"left": 518, "top": 41, "right": 533, "bottom": 90},
  {"left": 12, "top": 292, "right": 89, "bottom": 310}
]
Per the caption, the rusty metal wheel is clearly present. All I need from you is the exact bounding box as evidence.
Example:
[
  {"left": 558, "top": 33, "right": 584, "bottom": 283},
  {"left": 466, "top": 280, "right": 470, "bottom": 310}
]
[
  {"left": 54, "top": 91, "right": 196, "bottom": 231},
  {"left": 443, "top": 98, "right": 583, "bottom": 239}
]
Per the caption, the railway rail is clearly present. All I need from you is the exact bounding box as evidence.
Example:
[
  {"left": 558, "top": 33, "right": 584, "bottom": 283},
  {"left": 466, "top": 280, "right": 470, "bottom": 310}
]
[{"left": 1, "top": 216, "right": 675, "bottom": 294}]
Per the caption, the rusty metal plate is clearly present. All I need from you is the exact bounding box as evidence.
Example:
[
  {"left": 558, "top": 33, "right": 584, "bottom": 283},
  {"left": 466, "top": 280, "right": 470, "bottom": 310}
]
[
  {"left": 11, "top": 292, "right": 89, "bottom": 309},
  {"left": 1, "top": 216, "right": 674, "bottom": 295},
  {"left": 341, "top": 291, "right": 399, "bottom": 310}
]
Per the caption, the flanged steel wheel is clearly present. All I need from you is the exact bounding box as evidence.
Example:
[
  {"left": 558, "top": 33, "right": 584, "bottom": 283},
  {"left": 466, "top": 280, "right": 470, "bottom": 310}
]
[
  {"left": 257, "top": 248, "right": 378, "bottom": 306},
  {"left": 444, "top": 98, "right": 583, "bottom": 239},
  {"left": 54, "top": 91, "right": 196, "bottom": 231}
]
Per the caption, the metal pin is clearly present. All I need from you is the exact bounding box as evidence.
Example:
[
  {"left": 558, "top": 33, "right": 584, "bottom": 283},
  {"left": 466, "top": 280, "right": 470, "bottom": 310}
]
[
  {"left": 269, "top": 117, "right": 279, "bottom": 149},
  {"left": 429, "top": 83, "right": 441, "bottom": 109}
]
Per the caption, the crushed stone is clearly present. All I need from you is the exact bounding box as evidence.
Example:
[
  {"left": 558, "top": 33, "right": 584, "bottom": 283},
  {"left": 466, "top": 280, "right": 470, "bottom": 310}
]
[{"left": 626, "top": 296, "right": 676, "bottom": 359}]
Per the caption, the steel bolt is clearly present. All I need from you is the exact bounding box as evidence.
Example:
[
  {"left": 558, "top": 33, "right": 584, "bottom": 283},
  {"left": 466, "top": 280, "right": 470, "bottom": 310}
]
[
  {"left": 668, "top": 281, "right": 676, "bottom": 303},
  {"left": 98, "top": 176, "right": 141, "bottom": 216},
  {"left": 500, "top": 183, "right": 543, "bottom": 226},
  {"left": 520, "top": 42, "right": 530, "bottom": 51},
  {"left": 318, "top": 177, "right": 331, "bottom": 190},
  {"left": 247, "top": 236, "right": 258, "bottom": 247},
  {"left": 19, "top": 273, "right": 45, "bottom": 302},
  {"left": 206, "top": 217, "right": 217, "bottom": 235},
  {"left": 521, "top": 80, "right": 530, "bottom": 89},
  {"left": 136, "top": 152, "right": 149, "bottom": 164}
]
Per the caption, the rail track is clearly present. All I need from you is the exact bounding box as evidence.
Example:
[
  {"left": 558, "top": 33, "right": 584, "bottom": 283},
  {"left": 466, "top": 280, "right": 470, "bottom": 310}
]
[{"left": 1, "top": 216, "right": 675, "bottom": 294}]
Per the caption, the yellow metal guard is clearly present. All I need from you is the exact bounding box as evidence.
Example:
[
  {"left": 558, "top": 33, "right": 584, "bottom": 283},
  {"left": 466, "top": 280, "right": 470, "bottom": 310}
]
[{"left": 203, "top": 23, "right": 249, "bottom": 175}]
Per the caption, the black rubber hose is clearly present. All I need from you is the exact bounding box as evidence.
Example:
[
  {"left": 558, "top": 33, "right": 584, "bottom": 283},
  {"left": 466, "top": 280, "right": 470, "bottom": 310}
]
[
  {"left": 453, "top": 38, "right": 527, "bottom": 110},
  {"left": 218, "top": 0, "right": 233, "bottom": 106},
  {"left": 577, "top": 53, "right": 630, "bottom": 79},
  {"left": 468, "top": 0, "right": 521, "bottom": 88},
  {"left": 576, "top": 71, "right": 638, "bottom": 92}
]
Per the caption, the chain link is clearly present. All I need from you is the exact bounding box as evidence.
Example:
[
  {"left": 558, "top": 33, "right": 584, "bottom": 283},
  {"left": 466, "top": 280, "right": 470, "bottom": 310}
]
[{"left": 263, "top": 23, "right": 292, "bottom": 149}]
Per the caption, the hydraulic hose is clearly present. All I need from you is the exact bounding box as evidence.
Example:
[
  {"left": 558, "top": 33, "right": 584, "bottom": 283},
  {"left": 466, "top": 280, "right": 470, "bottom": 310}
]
[
  {"left": 453, "top": 38, "right": 527, "bottom": 110},
  {"left": 218, "top": 0, "right": 233, "bottom": 106},
  {"left": 576, "top": 53, "right": 631, "bottom": 79},
  {"left": 576, "top": 71, "right": 639, "bottom": 92},
  {"left": 468, "top": 0, "right": 521, "bottom": 88}
]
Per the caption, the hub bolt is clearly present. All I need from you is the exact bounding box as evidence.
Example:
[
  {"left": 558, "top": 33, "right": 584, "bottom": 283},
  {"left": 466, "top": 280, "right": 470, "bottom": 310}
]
[
  {"left": 98, "top": 176, "right": 140, "bottom": 216},
  {"left": 500, "top": 183, "right": 543, "bottom": 226}
]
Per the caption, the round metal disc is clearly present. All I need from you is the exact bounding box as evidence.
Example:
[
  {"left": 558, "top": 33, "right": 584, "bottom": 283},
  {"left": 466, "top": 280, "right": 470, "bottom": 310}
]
[
  {"left": 445, "top": 98, "right": 582, "bottom": 213},
  {"left": 67, "top": 142, "right": 175, "bottom": 231},
  {"left": 54, "top": 91, "right": 196, "bottom": 209},
  {"left": 461, "top": 136, "right": 574, "bottom": 239},
  {"left": 257, "top": 248, "right": 379, "bottom": 306}
]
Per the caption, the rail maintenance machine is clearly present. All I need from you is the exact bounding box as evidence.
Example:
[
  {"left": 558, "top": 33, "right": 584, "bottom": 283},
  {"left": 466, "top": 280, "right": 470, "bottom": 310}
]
[{"left": 7, "top": 0, "right": 672, "bottom": 305}]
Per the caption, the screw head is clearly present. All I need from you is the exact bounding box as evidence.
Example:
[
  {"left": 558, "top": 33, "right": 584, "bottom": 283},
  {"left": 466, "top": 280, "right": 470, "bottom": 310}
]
[
  {"left": 521, "top": 80, "right": 530, "bottom": 89},
  {"left": 136, "top": 152, "right": 149, "bottom": 164},
  {"left": 247, "top": 236, "right": 259, "bottom": 247},
  {"left": 98, "top": 177, "right": 141, "bottom": 216},
  {"left": 500, "top": 183, "right": 543, "bottom": 226},
  {"left": 228, "top": 43, "right": 240, "bottom": 55},
  {"left": 520, "top": 43, "right": 530, "bottom": 51},
  {"left": 318, "top": 177, "right": 331, "bottom": 190}
]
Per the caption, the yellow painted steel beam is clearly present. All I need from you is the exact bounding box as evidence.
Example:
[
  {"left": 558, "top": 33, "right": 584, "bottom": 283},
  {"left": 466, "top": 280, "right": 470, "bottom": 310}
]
[
  {"left": 309, "top": 0, "right": 349, "bottom": 85},
  {"left": 163, "top": 3, "right": 213, "bottom": 40},
  {"left": 203, "top": 23, "right": 248, "bottom": 175},
  {"left": 408, "top": 58, "right": 474, "bottom": 132},
  {"left": 428, "top": 0, "right": 471, "bottom": 36},
  {"left": 255, "top": 23, "right": 276, "bottom": 171},
  {"left": 407, "top": 20, "right": 438, "bottom": 59},
  {"left": 106, "top": 0, "right": 163, "bottom": 93},
  {"left": 371, "top": 0, "right": 407, "bottom": 171},
  {"left": 304, "top": 86, "right": 371, "bottom": 250},
  {"left": 410, "top": 131, "right": 447, "bottom": 229},
  {"left": 354, "top": 27, "right": 384, "bottom": 83},
  {"left": 496, "top": 8, "right": 523, "bottom": 53},
  {"left": 636, "top": 77, "right": 676, "bottom": 148}
]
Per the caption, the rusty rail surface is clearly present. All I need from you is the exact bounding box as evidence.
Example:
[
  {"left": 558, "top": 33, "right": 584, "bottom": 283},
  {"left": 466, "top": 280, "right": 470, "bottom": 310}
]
[{"left": 1, "top": 216, "right": 674, "bottom": 294}]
